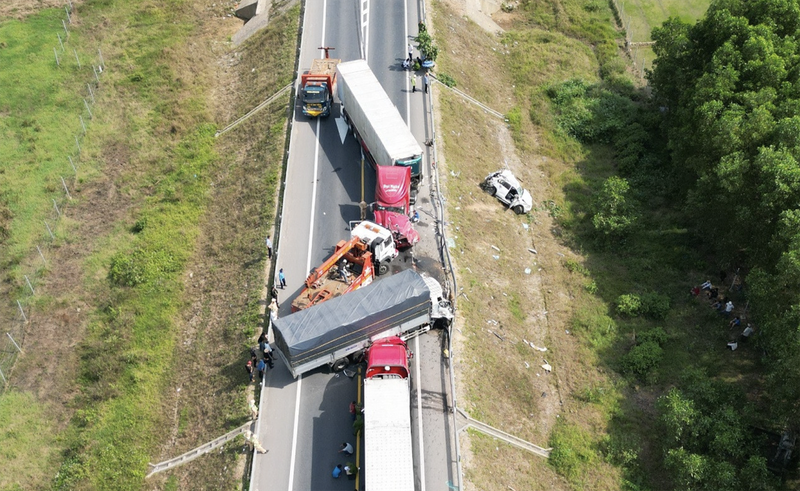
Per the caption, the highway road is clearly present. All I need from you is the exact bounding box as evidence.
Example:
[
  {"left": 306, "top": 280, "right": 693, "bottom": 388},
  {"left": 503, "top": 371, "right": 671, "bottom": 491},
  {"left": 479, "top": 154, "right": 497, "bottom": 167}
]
[{"left": 250, "top": 0, "right": 458, "bottom": 489}]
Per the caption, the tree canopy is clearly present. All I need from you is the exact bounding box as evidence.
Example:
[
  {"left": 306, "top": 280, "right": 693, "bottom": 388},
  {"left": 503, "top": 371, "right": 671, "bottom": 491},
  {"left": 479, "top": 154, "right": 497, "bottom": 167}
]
[{"left": 650, "top": 0, "right": 800, "bottom": 421}]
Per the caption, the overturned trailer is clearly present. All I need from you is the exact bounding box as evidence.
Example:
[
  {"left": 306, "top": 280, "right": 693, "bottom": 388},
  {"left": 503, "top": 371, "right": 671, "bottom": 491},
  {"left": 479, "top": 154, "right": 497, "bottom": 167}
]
[{"left": 272, "top": 269, "right": 452, "bottom": 378}]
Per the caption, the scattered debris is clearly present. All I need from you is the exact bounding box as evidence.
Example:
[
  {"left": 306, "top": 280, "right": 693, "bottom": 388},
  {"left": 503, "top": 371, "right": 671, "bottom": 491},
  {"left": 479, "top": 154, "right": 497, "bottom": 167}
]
[
  {"left": 522, "top": 223, "right": 529, "bottom": 230},
  {"left": 524, "top": 268, "right": 531, "bottom": 275},
  {"left": 556, "top": 252, "right": 565, "bottom": 257},
  {"left": 541, "top": 361, "right": 552, "bottom": 373},
  {"left": 447, "top": 238, "right": 456, "bottom": 249},
  {"left": 492, "top": 255, "right": 500, "bottom": 260},
  {"left": 491, "top": 245, "right": 501, "bottom": 252},
  {"left": 486, "top": 319, "right": 498, "bottom": 325},
  {"left": 524, "top": 361, "right": 530, "bottom": 369},
  {"left": 528, "top": 248, "right": 537, "bottom": 254},
  {"left": 489, "top": 330, "right": 504, "bottom": 341}
]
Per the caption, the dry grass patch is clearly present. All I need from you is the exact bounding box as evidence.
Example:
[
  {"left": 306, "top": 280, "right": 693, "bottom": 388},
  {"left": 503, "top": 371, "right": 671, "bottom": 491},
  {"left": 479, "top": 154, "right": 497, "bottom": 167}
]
[{"left": 433, "top": 0, "right": 634, "bottom": 489}]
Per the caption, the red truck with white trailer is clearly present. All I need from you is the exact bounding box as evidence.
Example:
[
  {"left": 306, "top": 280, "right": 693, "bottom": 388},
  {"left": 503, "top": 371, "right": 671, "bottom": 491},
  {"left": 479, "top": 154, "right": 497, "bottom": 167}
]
[
  {"left": 363, "top": 336, "right": 415, "bottom": 491},
  {"left": 372, "top": 165, "right": 419, "bottom": 249}
]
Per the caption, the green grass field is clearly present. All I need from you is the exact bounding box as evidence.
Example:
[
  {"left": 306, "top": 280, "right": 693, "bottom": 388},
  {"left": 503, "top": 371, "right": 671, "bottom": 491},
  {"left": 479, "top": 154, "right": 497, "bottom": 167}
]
[
  {"left": 613, "top": 0, "right": 711, "bottom": 70},
  {"left": 0, "top": 8, "right": 92, "bottom": 269}
]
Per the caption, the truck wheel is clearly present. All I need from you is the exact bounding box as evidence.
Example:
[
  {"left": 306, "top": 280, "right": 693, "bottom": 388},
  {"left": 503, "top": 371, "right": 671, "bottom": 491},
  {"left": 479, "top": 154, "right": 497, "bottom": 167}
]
[
  {"left": 332, "top": 358, "right": 349, "bottom": 372},
  {"left": 486, "top": 185, "right": 497, "bottom": 196},
  {"left": 378, "top": 263, "right": 389, "bottom": 275},
  {"left": 513, "top": 205, "right": 525, "bottom": 215}
]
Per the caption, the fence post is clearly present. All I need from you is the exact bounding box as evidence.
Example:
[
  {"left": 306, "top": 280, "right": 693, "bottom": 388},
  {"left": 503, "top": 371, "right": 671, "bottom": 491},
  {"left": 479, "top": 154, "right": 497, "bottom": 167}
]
[
  {"left": 84, "top": 99, "right": 93, "bottom": 119},
  {"left": 53, "top": 199, "right": 61, "bottom": 217},
  {"left": 54, "top": 47, "right": 60, "bottom": 67},
  {"left": 68, "top": 155, "right": 77, "bottom": 175},
  {"left": 74, "top": 48, "right": 81, "bottom": 68},
  {"left": 87, "top": 83, "right": 95, "bottom": 103},
  {"left": 61, "top": 176, "right": 72, "bottom": 199},
  {"left": 36, "top": 245, "right": 47, "bottom": 265},
  {"left": 6, "top": 333, "right": 23, "bottom": 353},
  {"left": 45, "top": 220, "right": 55, "bottom": 239},
  {"left": 17, "top": 299, "right": 27, "bottom": 321},
  {"left": 58, "top": 33, "right": 64, "bottom": 51},
  {"left": 65, "top": 6, "right": 72, "bottom": 24},
  {"left": 80, "top": 115, "right": 87, "bottom": 134},
  {"left": 24, "top": 275, "right": 35, "bottom": 295},
  {"left": 75, "top": 135, "right": 81, "bottom": 155}
]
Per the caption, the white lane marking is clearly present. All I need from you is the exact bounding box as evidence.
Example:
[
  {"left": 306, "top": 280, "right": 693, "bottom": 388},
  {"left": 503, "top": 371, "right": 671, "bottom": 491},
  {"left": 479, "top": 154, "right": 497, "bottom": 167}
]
[
  {"left": 362, "top": 0, "right": 370, "bottom": 60},
  {"left": 289, "top": 0, "right": 327, "bottom": 488},
  {"left": 287, "top": 376, "right": 303, "bottom": 490},
  {"left": 404, "top": 0, "right": 410, "bottom": 127},
  {"left": 414, "top": 334, "right": 427, "bottom": 491},
  {"left": 336, "top": 116, "right": 349, "bottom": 144}
]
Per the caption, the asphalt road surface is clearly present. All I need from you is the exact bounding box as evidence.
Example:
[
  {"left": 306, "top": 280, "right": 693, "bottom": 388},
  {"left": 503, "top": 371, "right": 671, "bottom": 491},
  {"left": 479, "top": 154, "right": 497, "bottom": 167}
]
[{"left": 251, "top": 0, "right": 458, "bottom": 489}]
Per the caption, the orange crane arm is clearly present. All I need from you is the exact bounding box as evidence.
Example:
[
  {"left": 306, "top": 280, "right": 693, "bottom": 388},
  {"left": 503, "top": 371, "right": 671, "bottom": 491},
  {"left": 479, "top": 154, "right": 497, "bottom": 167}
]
[{"left": 305, "top": 237, "right": 364, "bottom": 288}]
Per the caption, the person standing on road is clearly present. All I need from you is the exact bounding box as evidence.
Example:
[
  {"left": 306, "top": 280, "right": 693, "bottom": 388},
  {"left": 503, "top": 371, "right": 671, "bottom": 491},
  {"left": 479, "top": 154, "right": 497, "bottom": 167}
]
[
  {"left": 423, "top": 73, "right": 430, "bottom": 93},
  {"left": 257, "top": 358, "right": 266, "bottom": 381},
  {"left": 407, "top": 43, "right": 413, "bottom": 63},
  {"left": 265, "top": 235, "right": 273, "bottom": 259},
  {"left": 249, "top": 399, "right": 259, "bottom": 419},
  {"left": 278, "top": 268, "right": 286, "bottom": 289},
  {"left": 349, "top": 400, "right": 357, "bottom": 421},
  {"left": 410, "top": 73, "right": 417, "bottom": 93}
]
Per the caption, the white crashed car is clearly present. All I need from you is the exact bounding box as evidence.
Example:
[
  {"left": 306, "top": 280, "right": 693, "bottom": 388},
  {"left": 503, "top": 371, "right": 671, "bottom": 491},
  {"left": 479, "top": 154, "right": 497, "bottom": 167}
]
[{"left": 481, "top": 169, "right": 533, "bottom": 214}]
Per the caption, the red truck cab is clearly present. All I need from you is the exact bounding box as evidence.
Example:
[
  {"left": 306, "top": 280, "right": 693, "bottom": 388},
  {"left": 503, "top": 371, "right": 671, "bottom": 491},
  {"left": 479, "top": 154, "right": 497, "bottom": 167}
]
[
  {"left": 366, "top": 336, "right": 410, "bottom": 379},
  {"left": 372, "top": 166, "right": 420, "bottom": 249}
]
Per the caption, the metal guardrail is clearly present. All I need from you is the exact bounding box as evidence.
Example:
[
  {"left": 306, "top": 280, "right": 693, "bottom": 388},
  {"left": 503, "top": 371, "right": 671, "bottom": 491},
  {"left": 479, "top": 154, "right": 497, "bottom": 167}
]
[
  {"left": 146, "top": 422, "right": 253, "bottom": 477},
  {"left": 431, "top": 77, "right": 506, "bottom": 120},
  {"left": 456, "top": 408, "right": 552, "bottom": 458},
  {"left": 215, "top": 83, "right": 293, "bottom": 137}
]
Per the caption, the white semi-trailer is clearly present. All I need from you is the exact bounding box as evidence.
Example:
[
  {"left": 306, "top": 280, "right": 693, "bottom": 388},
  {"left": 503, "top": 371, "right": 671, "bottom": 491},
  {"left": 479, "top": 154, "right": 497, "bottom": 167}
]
[{"left": 336, "top": 59, "right": 424, "bottom": 186}]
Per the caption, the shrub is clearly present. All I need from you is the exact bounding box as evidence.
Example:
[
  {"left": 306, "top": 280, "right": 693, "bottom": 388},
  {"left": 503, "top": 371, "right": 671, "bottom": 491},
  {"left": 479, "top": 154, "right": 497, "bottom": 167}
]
[
  {"left": 437, "top": 73, "right": 456, "bottom": 88},
  {"left": 591, "top": 176, "right": 639, "bottom": 241},
  {"left": 621, "top": 341, "right": 663, "bottom": 378},
  {"left": 616, "top": 293, "right": 642, "bottom": 316},
  {"left": 639, "top": 292, "right": 670, "bottom": 320},
  {"left": 637, "top": 326, "right": 667, "bottom": 346},
  {"left": 548, "top": 420, "right": 597, "bottom": 481}
]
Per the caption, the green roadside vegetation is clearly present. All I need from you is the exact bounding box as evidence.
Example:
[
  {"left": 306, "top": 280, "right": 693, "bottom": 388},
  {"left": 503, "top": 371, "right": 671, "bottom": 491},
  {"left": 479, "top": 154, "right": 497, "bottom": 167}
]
[
  {"left": 0, "top": 0, "right": 299, "bottom": 489},
  {"left": 0, "top": 7, "right": 89, "bottom": 289},
  {"left": 435, "top": 0, "right": 798, "bottom": 489}
]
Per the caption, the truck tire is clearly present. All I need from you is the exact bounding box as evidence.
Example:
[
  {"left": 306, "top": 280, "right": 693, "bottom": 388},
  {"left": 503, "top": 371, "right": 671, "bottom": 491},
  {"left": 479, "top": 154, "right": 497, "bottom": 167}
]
[
  {"left": 332, "top": 357, "right": 349, "bottom": 372},
  {"left": 486, "top": 185, "right": 497, "bottom": 196},
  {"left": 513, "top": 205, "right": 524, "bottom": 215},
  {"left": 377, "top": 262, "right": 389, "bottom": 276}
]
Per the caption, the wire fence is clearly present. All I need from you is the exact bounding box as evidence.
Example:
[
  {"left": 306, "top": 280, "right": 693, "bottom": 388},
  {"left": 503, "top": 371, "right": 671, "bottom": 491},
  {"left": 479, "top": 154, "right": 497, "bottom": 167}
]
[
  {"left": 0, "top": 0, "right": 106, "bottom": 392},
  {"left": 610, "top": 0, "right": 652, "bottom": 84}
]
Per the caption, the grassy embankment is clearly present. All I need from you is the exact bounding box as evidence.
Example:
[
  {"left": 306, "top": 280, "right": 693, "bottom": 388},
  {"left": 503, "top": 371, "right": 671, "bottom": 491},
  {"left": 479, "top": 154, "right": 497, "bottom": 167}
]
[
  {"left": 0, "top": 1, "right": 298, "bottom": 489},
  {"left": 431, "top": 0, "right": 745, "bottom": 489}
]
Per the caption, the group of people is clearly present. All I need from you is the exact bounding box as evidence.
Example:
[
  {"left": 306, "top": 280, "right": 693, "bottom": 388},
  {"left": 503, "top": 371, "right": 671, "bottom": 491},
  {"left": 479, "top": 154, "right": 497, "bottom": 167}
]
[
  {"left": 691, "top": 272, "right": 755, "bottom": 351},
  {"left": 245, "top": 330, "right": 275, "bottom": 383},
  {"left": 332, "top": 441, "right": 357, "bottom": 479}
]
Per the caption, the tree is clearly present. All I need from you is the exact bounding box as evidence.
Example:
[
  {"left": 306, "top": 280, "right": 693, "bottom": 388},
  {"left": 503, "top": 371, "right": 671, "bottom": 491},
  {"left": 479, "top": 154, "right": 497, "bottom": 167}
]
[{"left": 591, "top": 176, "right": 639, "bottom": 241}]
